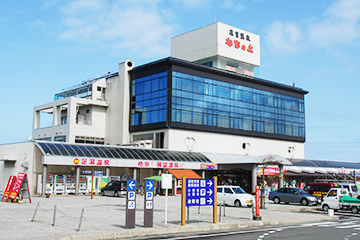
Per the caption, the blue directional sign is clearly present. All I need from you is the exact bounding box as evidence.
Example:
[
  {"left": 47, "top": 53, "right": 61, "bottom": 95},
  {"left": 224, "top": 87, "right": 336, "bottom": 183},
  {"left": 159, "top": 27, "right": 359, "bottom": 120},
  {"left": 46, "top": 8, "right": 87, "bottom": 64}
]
[
  {"left": 128, "top": 180, "right": 137, "bottom": 191},
  {"left": 186, "top": 179, "right": 214, "bottom": 206},
  {"left": 145, "top": 180, "right": 154, "bottom": 191}
]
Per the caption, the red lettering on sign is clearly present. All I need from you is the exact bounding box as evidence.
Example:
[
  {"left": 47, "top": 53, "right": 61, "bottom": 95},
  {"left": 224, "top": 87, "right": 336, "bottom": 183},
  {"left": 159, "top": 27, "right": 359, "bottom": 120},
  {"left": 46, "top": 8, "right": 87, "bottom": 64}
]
[
  {"left": 96, "top": 159, "right": 102, "bottom": 166},
  {"left": 247, "top": 44, "right": 254, "bottom": 53},
  {"left": 234, "top": 40, "right": 240, "bottom": 49},
  {"left": 89, "top": 159, "right": 95, "bottom": 165},
  {"left": 157, "top": 162, "right": 162, "bottom": 168},
  {"left": 145, "top": 161, "right": 149, "bottom": 167},
  {"left": 163, "top": 162, "right": 168, "bottom": 168},
  {"left": 104, "top": 160, "right": 109, "bottom": 166},
  {"left": 138, "top": 161, "right": 143, "bottom": 167},
  {"left": 174, "top": 163, "right": 179, "bottom": 168},
  {"left": 225, "top": 37, "right": 233, "bottom": 47},
  {"left": 169, "top": 162, "right": 173, "bottom": 168},
  {"left": 81, "top": 158, "right": 87, "bottom": 165}
]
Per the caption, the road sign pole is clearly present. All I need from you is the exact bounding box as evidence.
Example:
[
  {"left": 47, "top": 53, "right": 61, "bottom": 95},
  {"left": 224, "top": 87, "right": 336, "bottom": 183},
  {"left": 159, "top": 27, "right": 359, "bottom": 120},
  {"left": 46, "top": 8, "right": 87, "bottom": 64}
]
[
  {"left": 91, "top": 171, "right": 94, "bottom": 200},
  {"left": 126, "top": 180, "right": 137, "bottom": 228},
  {"left": 165, "top": 188, "right": 168, "bottom": 227},
  {"left": 181, "top": 176, "right": 186, "bottom": 226},
  {"left": 144, "top": 180, "right": 154, "bottom": 227},
  {"left": 213, "top": 176, "right": 217, "bottom": 223}
]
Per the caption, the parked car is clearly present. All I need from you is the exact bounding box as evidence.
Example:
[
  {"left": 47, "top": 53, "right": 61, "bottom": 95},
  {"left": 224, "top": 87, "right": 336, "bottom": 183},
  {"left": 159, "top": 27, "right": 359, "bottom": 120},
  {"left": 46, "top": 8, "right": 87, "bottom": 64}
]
[
  {"left": 304, "top": 182, "right": 340, "bottom": 201},
  {"left": 338, "top": 183, "right": 359, "bottom": 199},
  {"left": 100, "top": 180, "right": 127, "bottom": 197},
  {"left": 217, "top": 185, "right": 254, "bottom": 207},
  {"left": 269, "top": 187, "right": 320, "bottom": 206}
]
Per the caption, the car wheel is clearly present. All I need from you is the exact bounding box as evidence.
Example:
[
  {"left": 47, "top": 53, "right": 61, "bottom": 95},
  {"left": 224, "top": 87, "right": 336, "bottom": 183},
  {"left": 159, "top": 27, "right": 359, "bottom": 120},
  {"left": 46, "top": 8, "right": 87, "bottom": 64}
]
[
  {"left": 351, "top": 206, "right": 359, "bottom": 214},
  {"left": 273, "top": 197, "right": 280, "bottom": 204},
  {"left": 322, "top": 204, "right": 329, "bottom": 212},
  {"left": 101, "top": 191, "right": 105, "bottom": 196},
  {"left": 114, "top": 191, "right": 119, "bottom": 197},
  {"left": 301, "top": 198, "right": 309, "bottom": 206},
  {"left": 234, "top": 200, "right": 241, "bottom": 207}
]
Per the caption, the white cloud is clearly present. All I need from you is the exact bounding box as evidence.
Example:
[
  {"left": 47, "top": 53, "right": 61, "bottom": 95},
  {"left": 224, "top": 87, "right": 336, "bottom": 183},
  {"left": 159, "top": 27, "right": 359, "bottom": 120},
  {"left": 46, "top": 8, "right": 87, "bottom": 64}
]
[
  {"left": 57, "top": 0, "right": 176, "bottom": 58},
  {"left": 265, "top": 0, "right": 360, "bottom": 56},
  {"left": 308, "top": 0, "right": 360, "bottom": 47},
  {"left": 265, "top": 20, "right": 302, "bottom": 54},
  {"left": 221, "top": 0, "right": 245, "bottom": 11}
]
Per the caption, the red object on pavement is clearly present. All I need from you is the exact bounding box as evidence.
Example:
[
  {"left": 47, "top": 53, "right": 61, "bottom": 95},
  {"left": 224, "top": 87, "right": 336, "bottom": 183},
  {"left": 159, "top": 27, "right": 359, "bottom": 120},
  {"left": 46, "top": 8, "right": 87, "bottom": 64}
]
[{"left": 255, "top": 186, "right": 260, "bottom": 216}]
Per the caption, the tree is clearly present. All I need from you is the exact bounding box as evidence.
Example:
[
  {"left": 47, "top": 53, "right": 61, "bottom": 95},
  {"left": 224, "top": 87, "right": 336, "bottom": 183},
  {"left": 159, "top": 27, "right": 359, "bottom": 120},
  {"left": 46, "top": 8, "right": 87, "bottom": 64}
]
[{"left": 259, "top": 155, "right": 283, "bottom": 209}]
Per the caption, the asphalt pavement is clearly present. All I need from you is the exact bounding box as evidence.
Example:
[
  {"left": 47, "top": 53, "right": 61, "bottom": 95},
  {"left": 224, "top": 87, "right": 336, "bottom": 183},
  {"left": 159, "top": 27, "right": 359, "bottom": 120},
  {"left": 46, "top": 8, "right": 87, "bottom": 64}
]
[{"left": 0, "top": 193, "right": 338, "bottom": 240}]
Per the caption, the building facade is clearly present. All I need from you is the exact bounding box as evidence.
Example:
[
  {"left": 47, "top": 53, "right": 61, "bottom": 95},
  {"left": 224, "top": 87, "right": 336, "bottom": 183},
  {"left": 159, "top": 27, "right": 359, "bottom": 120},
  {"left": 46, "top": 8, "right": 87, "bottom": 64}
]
[{"left": 1, "top": 22, "right": 358, "bottom": 196}]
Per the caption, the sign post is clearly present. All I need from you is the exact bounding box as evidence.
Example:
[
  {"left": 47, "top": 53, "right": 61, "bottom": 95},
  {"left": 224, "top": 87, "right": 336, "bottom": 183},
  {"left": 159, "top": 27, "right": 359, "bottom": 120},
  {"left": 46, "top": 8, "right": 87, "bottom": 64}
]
[
  {"left": 161, "top": 173, "right": 172, "bottom": 227},
  {"left": 253, "top": 186, "right": 262, "bottom": 220},
  {"left": 126, "top": 179, "right": 137, "bottom": 229},
  {"left": 182, "top": 177, "right": 216, "bottom": 225},
  {"left": 144, "top": 180, "right": 154, "bottom": 227}
]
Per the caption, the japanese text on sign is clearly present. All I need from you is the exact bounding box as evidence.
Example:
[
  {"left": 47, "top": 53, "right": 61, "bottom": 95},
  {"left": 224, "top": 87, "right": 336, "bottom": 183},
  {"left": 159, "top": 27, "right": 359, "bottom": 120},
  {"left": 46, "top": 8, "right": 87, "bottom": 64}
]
[{"left": 186, "top": 179, "right": 214, "bottom": 207}]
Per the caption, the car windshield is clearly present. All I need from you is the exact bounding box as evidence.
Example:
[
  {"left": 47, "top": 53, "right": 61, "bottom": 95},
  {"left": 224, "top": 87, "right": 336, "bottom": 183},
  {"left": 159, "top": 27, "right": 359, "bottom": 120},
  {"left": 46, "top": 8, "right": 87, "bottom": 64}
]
[{"left": 232, "top": 187, "right": 246, "bottom": 194}]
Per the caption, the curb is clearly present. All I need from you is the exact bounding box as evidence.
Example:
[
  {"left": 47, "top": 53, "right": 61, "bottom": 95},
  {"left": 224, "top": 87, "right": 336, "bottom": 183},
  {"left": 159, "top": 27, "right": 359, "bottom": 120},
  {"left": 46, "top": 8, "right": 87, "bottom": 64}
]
[{"left": 60, "top": 216, "right": 340, "bottom": 240}]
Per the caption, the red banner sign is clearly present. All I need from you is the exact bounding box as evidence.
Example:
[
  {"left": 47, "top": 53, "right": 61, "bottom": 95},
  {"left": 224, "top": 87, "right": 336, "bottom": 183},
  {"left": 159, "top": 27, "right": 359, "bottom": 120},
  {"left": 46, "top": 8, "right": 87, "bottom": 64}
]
[
  {"left": 9, "top": 173, "right": 26, "bottom": 199},
  {"left": 1, "top": 176, "right": 16, "bottom": 201},
  {"left": 255, "top": 186, "right": 260, "bottom": 216}
]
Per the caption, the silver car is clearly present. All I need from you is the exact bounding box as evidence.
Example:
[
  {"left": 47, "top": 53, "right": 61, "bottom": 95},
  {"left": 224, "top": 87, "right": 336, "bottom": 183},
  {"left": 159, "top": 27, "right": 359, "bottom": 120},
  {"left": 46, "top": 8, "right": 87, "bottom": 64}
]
[{"left": 268, "top": 187, "right": 319, "bottom": 206}]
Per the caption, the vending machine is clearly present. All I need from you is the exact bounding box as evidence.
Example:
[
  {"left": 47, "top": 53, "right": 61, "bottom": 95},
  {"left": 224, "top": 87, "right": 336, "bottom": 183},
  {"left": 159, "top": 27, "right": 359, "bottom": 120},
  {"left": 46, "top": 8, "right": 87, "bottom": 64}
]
[
  {"left": 37, "top": 174, "right": 54, "bottom": 194},
  {"left": 66, "top": 174, "right": 76, "bottom": 194},
  {"left": 79, "top": 176, "right": 87, "bottom": 194},
  {"left": 54, "top": 175, "right": 65, "bottom": 194}
]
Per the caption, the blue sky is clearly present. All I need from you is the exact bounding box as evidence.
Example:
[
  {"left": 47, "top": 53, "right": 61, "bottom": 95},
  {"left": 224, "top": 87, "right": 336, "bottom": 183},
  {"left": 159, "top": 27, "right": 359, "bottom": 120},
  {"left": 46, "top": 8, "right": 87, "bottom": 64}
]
[{"left": 1, "top": 0, "right": 359, "bottom": 161}]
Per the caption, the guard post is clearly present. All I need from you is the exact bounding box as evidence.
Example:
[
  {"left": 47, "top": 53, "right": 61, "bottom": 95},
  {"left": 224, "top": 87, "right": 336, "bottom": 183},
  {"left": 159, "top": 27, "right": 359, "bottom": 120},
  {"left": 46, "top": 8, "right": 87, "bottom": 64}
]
[
  {"left": 144, "top": 180, "right": 154, "bottom": 227},
  {"left": 126, "top": 179, "right": 137, "bottom": 228}
]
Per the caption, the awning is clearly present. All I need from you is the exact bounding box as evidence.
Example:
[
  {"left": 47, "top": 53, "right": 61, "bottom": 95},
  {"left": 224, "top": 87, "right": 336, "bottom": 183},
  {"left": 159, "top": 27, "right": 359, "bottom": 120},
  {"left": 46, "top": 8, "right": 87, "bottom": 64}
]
[
  {"left": 284, "top": 166, "right": 302, "bottom": 173},
  {"left": 326, "top": 168, "right": 338, "bottom": 174},
  {"left": 299, "top": 167, "right": 315, "bottom": 174},
  {"left": 202, "top": 153, "right": 292, "bottom": 165},
  {"left": 164, "top": 169, "right": 202, "bottom": 180},
  {"left": 143, "top": 175, "right": 162, "bottom": 181},
  {"left": 314, "top": 168, "right": 327, "bottom": 174}
]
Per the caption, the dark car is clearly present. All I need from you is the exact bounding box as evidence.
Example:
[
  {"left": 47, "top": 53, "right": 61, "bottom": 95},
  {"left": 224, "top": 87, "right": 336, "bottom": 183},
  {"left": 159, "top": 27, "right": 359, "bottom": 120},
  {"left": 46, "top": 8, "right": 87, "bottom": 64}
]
[
  {"left": 100, "top": 180, "right": 127, "bottom": 197},
  {"left": 268, "top": 187, "right": 320, "bottom": 206}
]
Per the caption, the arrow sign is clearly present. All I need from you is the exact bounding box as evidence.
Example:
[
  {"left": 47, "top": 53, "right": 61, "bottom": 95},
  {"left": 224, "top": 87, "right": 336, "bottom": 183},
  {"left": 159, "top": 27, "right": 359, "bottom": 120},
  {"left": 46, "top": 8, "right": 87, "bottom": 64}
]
[
  {"left": 207, "top": 181, "right": 213, "bottom": 187},
  {"left": 207, "top": 198, "right": 213, "bottom": 204},
  {"left": 145, "top": 180, "right": 154, "bottom": 191},
  {"left": 207, "top": 189, "right": 213, "bottom": 195},
  {"left": 128, "top": 180, "right": 137, "bottom": 191}
]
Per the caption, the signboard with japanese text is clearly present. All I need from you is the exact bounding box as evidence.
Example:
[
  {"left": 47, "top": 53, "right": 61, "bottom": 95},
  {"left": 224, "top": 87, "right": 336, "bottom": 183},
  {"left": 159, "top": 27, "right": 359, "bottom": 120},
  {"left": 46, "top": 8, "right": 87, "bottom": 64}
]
[
  {"left": 43, "top": 156, "right": 204, "bottom": 170},
  {"left": 1, "top": 176, "right": 16, "bottom": 201},
  {"left": 8, "top": 173, "right": 31, "bottom": 203},
  {"left": 185, "top": 179, "right": 214, "bottom": 207}
]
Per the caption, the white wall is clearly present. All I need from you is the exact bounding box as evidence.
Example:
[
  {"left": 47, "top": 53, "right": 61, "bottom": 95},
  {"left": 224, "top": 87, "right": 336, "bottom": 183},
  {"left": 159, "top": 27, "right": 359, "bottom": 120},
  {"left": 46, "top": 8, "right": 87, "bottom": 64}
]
[
  {"left": 0, "top": 142, "right": 34, "bottom": 193},
  {"left": 167, "top": 129, "right": 304, "bottom": 159}
]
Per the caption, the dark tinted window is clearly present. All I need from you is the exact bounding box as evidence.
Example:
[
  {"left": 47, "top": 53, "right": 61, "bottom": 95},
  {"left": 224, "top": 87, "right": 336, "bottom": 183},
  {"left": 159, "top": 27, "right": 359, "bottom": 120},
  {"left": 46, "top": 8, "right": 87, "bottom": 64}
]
[
  {"left": 288, "top": 188, "right": 296, "bottom": 194},
  {"left": 224, "top": 188, "right": 233, "bottom": 194},
  {"left": 278, "top": 188, "right": 287, "bottom": 193},
  {"left": 217, "top": 187, "right": 223, "bottom": 193}
]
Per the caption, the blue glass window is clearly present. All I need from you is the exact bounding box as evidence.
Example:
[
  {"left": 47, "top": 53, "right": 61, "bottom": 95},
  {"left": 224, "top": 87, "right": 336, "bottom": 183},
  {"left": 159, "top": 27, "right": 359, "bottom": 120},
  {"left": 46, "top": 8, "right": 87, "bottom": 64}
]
[
  {"left": 131, "top": 72, "right": 167, "bottom": 126},
  {"left": 171, "top": 72, "right": 305, "bottom": 138}
]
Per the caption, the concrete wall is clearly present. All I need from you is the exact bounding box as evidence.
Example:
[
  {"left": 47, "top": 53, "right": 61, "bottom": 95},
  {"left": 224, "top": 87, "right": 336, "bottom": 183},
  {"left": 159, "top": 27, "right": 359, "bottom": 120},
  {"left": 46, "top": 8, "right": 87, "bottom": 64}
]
[
  {"left": 0, "top": 142, "right": 35, "bottom": 193},
  {"left": 167, "top": 129, "right": 304, "bottom": 159}
]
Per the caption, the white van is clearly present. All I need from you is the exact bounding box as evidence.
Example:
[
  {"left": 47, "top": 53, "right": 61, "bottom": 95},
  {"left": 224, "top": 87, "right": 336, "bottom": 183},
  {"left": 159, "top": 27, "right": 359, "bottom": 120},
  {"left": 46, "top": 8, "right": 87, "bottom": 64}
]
[
  {"left": 217, "top": 185, "right": 254, "bottom": 207},
  {"left": 338, "top": 183, "right": 359, "bottom": 199}
]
